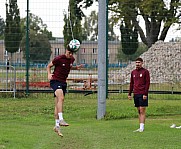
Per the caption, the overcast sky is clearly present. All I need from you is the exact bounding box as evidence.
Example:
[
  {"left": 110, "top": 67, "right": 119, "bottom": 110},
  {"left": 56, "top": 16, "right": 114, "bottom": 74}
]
[
  {"left": 0, "top": 0, "right": 70, "bottom": 37},
  {"left": 0, "top": 0, "right": 180, "bottom": 41}
]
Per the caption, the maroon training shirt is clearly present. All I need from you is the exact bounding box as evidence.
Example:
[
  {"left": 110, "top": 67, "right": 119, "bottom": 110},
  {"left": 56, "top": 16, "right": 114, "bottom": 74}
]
[
  {"left": 52, "top": 55, "right": 75, "bottom": 83},
  {"left": 128, "top": 67, "right": 150, "bottom": 96}
]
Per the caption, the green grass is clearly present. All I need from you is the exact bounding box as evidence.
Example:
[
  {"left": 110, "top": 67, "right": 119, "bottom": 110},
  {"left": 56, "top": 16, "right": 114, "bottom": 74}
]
[{"left": 0, "top": 93, "right": 181, "bottom": 149}]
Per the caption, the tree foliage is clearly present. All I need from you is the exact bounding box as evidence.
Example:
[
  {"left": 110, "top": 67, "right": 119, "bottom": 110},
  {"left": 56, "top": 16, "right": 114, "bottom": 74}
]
[
  {"left": 83, "top": 11, "right": 119, "bottom": 41},
  {"left": 83, "top": 11, "right": 98, "bottom": 41},
  {"left": 108, "top": 17, "right": 120, "bottom": 41},
  {"left": 21, "top": 13, "right": 55, "bottom": 40},
  {"left": 63, "top": 0, "right": 85, "bottom": 48},
  {"left": 117, "top": 42, "right": 148, "bottom": 62},
  {"left": 80, "top": 0, "right": 181, "bottom": 47},
  {"left": 77, "top": 0, "right": 98, "bottom": 8},
  {"left": 109, "top": 0, "right": 181, "bottom": 47},
  {"left": 120, "top": 21, "right": 138, "bottom": 55},
  {"left": 5, "top": 0, "right": 22, "bottom": 53},
  {"left": 20, "top": 13, "right": 53, "bottom": 63},
  {"left": 64, "top": 0, "right": 118, "bottom": 42},
  {"left": 0, "top": 16, "right": 5, "bottom": 39},
  {"left": 20, "top": 31, "right": 51, "bottom": 63}
]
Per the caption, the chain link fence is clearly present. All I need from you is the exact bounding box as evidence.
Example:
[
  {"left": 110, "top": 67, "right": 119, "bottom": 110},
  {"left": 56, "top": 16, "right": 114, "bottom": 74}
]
[{"left": 0, "top": 1, "right": 180, "bottom": 98}]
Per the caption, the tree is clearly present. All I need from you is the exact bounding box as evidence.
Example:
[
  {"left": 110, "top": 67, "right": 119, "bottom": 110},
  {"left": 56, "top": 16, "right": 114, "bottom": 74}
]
[
  {"left": 83, "top": 11, "right": 119, "bottom": 41},
  {"left": 83, "top": 11, "right": 98, "bottom": 41},
  {"left": 109, "top": 0, "right": 181, "bottom": 47},
  {"left": 117, "top": 42, "right": 148, "bottom": 62},
  {"left": 120, "top": 21, "right": 138, "bottom": 55},
  {"left": 20, "top": 30, "right": 51, "bottom": 63},
  {"left": 21, "top": 13, "right": 55, "bottom": 40},
  {"left": 80, "top": 0, "right": 181, "bottom": 47},
  {"left": 63, "top": 0, "right": 85, "bottom": 47},
  {"left": 20, "top": 14, "right": 53, "bottom": 63},
  {"left": 0, "top": 16, "right": 5, "bottom": 39},
  {"left": 5, "top": 0, "right": 22, "bottom": 54},
  {"left": 77, "top": 0, "right": 98, "bottom": 8},
  {"left": 108, "top": 17, "right": 120, "bottom": 41}
]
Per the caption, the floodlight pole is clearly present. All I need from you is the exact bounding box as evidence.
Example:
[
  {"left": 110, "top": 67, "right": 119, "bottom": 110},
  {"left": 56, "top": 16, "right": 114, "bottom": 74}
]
[
  {"left": 25, "top": 0, "right": 30, "bottom": 95},
  {"left": 97, "top": 0, "right": 108, "bottom": 119}
]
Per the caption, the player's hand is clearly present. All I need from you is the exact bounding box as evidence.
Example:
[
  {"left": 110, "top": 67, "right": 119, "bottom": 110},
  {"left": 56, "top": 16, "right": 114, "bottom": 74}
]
[
  {"left": 128, "top": 95, "right": 132, "bottom": 100},
  {"left": 76, "top": 64, "right": 84, "bottom": 70},
  {"left": 48, "top": 74, "right": 53, "bottom": 80},
  {"left": 143, "top": 95, "right": 147, "bottom": 100}
]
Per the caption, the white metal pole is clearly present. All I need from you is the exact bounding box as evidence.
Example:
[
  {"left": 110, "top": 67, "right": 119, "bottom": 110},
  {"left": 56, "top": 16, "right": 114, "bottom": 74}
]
[{"left": 97, "top": 0, "right": 107, "bottom": 119}]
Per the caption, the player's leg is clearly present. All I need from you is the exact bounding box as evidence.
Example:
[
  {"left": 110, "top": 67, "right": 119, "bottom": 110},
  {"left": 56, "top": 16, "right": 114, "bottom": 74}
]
[
  {"left": 133, "top": 94, "right": 146, "bottom": 132},
  {"left": 53, "top": 96, "right": 63, "bottom": 137},
  {"left": 55, "top": 89, "right": 69, "bottom": 126},
  {"left": 139, "top": 107, "right": 146, "bottom": 123},
  {"left": 55, "top": 89, "right": 64, "bottom": 113},
  {"left": 50, "top": 80, "right": 66, "bottom": 136},
  {"left": 138, "top": 94, "right": 148, "bottom": 132},
  {"left": 139, "top": 107, "right": 146, "bottom": 131},
  {"left": 54, "top": 96, "right": 59, "bottom": 126}
]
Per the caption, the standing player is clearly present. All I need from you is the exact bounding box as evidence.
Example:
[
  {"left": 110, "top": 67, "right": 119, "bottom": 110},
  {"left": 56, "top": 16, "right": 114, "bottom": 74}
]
[
  {"left": 128, "top": 57, "right": 150, "bottom": 132},
  {"left": 47, "top": 45, "right": 83, "bottom": 137}
]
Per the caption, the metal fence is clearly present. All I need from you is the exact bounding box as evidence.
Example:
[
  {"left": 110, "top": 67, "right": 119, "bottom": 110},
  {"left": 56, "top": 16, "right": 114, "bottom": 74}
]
[
  {"left": 0, "top": 65, "right": 16, "bottom": 98},
  {"left": 0, "top": 0, "right": 181, "bottom": 98},
  {"left": 0, "top": 57, "right": 180, "bottom": 98}
]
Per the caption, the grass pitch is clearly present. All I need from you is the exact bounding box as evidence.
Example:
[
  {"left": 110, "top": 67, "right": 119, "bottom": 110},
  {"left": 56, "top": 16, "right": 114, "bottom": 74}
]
[{"left": 0, "top": 93, "right": 181, "bottom": 149}]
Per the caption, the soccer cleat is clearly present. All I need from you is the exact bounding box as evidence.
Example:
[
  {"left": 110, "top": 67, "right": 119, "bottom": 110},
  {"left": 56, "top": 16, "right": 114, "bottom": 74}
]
[
  {"left": 59, "top": 119, "right": 69, "bottom": 126},
  {"left": 54, "top": 126, "right": 63, "bottom": 137},
  {"left": 133, "top": 129, "right": 144, "bottom": 132},
  {"left": 170, "top": 124, "right": 176, "bottom": 128},
  {"left": 175, "top": 126, "right": 181, "bottom": 129}
]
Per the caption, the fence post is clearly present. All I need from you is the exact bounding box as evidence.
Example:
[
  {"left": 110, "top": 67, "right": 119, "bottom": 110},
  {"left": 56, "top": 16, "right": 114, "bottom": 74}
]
[{"left": 25, "top": 0, "right": 30, "bottom": 96}]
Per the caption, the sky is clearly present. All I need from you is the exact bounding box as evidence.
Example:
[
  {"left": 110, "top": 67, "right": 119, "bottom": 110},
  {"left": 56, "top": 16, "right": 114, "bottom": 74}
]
[
  {"left": 0, "top": 0, "right": 71, "bottom": 37},
  {"left": 0, "top": 0, "right": 97, "bottom": 38},
  {"left": 0, "top": 0, "right": 180, "bottom": 41}
]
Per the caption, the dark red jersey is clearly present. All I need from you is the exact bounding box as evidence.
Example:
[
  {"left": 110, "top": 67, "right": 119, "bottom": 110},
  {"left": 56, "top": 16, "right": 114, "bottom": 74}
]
[
  {"left": 52, "top": 55, "right": 75, "bottom": 83},
  {"left": 128, "top": 67, "right": 150, "bottom": 96}
]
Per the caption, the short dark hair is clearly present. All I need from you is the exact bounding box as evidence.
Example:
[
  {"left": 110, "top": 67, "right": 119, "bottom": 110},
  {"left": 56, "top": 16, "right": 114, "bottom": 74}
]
[
  {"left": 66, "top": 44, "right": 77, "bottom": 53},
  {"left": 67, "top": 44, "right": 71, "bottom": 51},
  {"left": 135, "top": 57, "right": 143, "bottom": 62}
]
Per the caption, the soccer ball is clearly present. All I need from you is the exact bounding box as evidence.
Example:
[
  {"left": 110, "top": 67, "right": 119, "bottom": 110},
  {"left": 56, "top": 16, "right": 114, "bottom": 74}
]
[{"left": 68, "top": 39, "right": 80, "bottom": 52}]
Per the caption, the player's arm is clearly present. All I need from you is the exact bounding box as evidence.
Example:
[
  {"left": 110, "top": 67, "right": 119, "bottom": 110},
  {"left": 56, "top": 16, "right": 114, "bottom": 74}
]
[
  {"left": 71, "top": 64, "right": 84, "bottom": 70},
  {"left": 128, "top": 72, "right": 134, "bottom": 100},
  {"left": 47, "top": 61, "right": 54, "bottom": 80},
  {"left": 143, "top": 70, "right": 150, "bottom": 100},
  {"left": 144, "top": 70, "right": 150, "bottom": 96}
]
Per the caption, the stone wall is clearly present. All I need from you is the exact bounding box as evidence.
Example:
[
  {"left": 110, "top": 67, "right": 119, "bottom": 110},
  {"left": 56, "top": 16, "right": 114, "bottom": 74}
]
[{"left": 109, "top": 41, "right": 181, "bottom": 84}]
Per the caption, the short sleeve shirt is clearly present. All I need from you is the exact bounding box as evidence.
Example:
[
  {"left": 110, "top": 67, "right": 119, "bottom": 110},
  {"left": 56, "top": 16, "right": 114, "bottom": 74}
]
[{"left": 52, "top": 55, "right": 75, "bottom": 83}]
